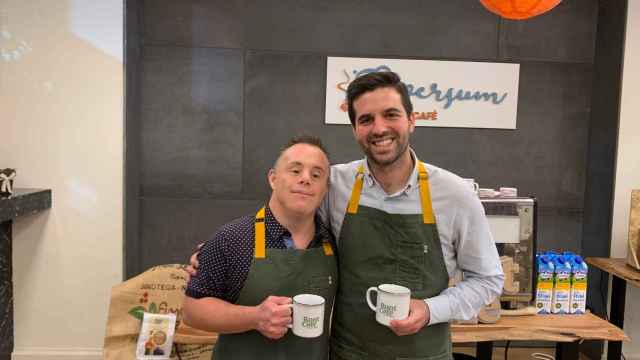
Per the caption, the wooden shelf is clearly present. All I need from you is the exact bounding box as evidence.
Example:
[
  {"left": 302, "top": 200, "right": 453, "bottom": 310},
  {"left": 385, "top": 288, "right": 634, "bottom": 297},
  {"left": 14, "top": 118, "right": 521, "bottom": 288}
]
[{"left": 586, "top": 257, "right": 640, "bottom": 288}]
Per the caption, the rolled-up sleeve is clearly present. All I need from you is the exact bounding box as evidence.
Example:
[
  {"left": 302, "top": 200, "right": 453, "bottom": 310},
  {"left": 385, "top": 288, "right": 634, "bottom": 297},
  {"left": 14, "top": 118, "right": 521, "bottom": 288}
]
[{"left": 425, "top": 193, "right": 504, "bottom": 325}]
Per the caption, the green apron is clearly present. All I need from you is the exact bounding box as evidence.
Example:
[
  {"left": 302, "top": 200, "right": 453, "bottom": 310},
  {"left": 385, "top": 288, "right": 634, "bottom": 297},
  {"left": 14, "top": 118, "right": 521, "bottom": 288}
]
[
  {"left": 213, "top": 207, "right": 338, "bottom": 360},
  {"left": 330, "top": 162, "right": 452, "bottom": 360}
]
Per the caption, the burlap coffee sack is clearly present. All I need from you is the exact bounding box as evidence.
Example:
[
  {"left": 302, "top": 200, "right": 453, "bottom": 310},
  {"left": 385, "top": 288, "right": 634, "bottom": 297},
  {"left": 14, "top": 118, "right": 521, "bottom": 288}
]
[{"left": 103, "top": 264, "right": 217, "bottom": 359}]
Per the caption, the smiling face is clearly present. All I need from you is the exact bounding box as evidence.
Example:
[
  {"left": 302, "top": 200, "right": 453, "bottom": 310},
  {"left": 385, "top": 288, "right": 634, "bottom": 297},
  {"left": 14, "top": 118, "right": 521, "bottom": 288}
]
[
  {"left": 152, "top": 330, "right": 167, "bottom": 346},
  {"left": 352, "top": 87, "right": 415, "bottom": 168},
  {"left": 268, "top": 143, "right": 330, "bottom": 217}
]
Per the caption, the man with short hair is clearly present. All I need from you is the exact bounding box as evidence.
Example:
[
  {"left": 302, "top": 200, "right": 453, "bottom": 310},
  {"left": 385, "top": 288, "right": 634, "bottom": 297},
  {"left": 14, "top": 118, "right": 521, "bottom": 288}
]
[
  {"left": 182, "top": 135, "right": 337, "bottom": 360},
  {"left": 324, "top": 71, "right": 503, "bottom": 359}
]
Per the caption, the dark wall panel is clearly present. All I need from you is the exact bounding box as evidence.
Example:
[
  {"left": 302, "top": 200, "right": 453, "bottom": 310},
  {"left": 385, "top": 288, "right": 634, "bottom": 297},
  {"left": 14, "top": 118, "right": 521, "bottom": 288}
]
[
  {"left": 411, "top": 63, "right": 591, "bottom": 212},
  {"left": 241, "top": 0, "right": 499, "bottom": 59},
  {"left": 537, "top": 212, "right": 584, "bottom": 252},
  {"left": 242, "top": 51, "right": 326, "bottom": 197},
  {"left": 242, "top": 51, "right": 363, "bottom": 198},
  {"left": 143, "top": 0, "right": 246, "bottom": 48},
  {"left": 142, "top": 0, "right": 500, "bottom": 60},
  {"left": 581, "top": 1, "right": 627, "bottom": 358},
  {"left": 408, "top": 62, "right": 592, "bottom": 253},
  {"left": 498, "top": 0, "right": 598, "bottom": 63},
  {"left": 140, "top": 46, "right": 244, "bottom": 198},
  {"left": 125, "top": 0, "right": 142, "bottom": 279},
  {"left": 138, "top": 198, "right": 263, "bottom": 273}
]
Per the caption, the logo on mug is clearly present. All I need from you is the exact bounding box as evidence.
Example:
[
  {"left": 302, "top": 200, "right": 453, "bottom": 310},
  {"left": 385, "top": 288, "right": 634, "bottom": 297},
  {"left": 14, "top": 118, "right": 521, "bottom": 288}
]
[
  {"left": 302, "top": 316, "right": 320, "bottom": 329},
  {"left": 380, "top": 302, "right": 397, "bottom": 317}
]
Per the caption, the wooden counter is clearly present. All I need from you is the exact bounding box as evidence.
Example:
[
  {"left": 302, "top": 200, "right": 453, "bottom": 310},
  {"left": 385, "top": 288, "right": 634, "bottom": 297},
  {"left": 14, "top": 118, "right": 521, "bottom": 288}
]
[
  {"left": 452, "top": 312, "right": 628, "bottom": 343},
  {"left": 452, "top": 312, "right": 626, "bottom": 360}
]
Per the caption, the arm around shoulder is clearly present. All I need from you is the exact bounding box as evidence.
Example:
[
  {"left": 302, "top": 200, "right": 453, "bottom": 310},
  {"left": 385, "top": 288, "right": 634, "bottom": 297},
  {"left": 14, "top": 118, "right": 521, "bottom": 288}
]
[{"left": 182, "top": 295, "right": 259, "bottom": 334}]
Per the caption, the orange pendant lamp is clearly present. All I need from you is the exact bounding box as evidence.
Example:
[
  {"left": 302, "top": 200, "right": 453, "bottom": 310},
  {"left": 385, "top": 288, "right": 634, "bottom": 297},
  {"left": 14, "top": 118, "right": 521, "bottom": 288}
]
[{"left": 480, "top": 0, "right": 562, "bottom": 20}]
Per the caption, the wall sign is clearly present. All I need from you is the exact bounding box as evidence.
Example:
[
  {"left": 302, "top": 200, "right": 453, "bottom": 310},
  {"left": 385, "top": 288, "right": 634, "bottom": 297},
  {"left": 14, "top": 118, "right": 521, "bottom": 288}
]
[{"left": 325, "top": 57, "right": 520, "bottom": 129}]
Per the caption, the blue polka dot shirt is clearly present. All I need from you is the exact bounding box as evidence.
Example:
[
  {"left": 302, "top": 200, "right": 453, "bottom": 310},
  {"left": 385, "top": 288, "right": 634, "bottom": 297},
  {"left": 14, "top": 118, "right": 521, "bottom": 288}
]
[{"left": 185, "top": 205, "right": 334, "bottom": 303}]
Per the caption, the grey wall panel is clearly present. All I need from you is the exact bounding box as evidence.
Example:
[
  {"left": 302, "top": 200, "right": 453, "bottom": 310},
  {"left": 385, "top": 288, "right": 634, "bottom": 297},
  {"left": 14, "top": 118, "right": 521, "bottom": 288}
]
[
  {"left": 581, "top": 3, "right": 627, "bottom": 358},
  {"left": 498, "top": 0, "right": 598, "bottom": 63},
  {"left": 142, "top": 0, "right": 246, "bottom": 48},
  {"left": 411, "top": 62, "right": 592, "bottom": 213},
  {"left": 143, "top": 0, "right": 499, "bottom": 60},
  {"left": 137, "top": 198, "right": 264, "bottom": 274},
  {"left": 140, "top": 46, "right": 244, "bottom": 198},
  {"left": 321, "top": 127, "right": 365, "bottom": 166},
  {"left": 243, "top": 0, "right": 499, "bottom": 59},
  {"left": 537, "top": 212, "right": 583, "bottom": 252},
  {"left": 125, "top": 0, "right": 142, "bottom": 279},
  {"left": 242, "top": 51, "right": 329, "bottom": 198}
]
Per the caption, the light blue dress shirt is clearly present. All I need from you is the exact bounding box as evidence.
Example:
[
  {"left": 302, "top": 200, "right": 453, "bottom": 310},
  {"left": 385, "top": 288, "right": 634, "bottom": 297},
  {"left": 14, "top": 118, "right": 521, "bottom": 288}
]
[{"left": 318, "top": 150, "right": 504, "bottom": 325}]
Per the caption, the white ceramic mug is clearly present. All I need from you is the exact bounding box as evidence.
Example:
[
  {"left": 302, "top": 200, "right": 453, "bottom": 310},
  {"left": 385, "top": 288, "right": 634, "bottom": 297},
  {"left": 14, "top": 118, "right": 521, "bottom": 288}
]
[
  {"left": 287, "top": 294, "right": 325, "bottom": 338},
  {"left": 462, "top": 178, "right": 479, "bottom": 194},
  {"left": 365, "top": 284, "right": 411, "bottom": 326}
]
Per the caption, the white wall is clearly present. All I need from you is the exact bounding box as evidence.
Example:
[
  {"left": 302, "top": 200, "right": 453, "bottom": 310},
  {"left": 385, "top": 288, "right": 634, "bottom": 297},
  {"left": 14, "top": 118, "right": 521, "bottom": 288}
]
[
  {"left": 611, "top": 1, "right": 640, "bottom": 359},
  {"left": 0, "top": 1, "right": 123, "bottom": 359}
]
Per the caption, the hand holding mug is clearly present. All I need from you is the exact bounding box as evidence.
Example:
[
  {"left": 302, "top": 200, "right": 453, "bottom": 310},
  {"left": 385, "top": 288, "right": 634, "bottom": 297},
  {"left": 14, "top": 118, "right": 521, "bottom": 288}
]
[
  {"left": 254, "top": 295, "right": 293, "bottom": 339},
  {"left": 389, "top": 299, "right": 430, "bottom": 336}
]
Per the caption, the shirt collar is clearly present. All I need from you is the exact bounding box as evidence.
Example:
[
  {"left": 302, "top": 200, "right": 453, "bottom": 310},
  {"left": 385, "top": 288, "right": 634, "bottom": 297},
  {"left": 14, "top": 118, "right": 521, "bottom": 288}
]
[
  {"left": 264, "top": 205, "right": 289, "bottom": 240},
  {"left": 264, "top": 205, "right": 331, "bottom": 247},
  {"left": 361, "top": 148, "right": 421, "bottom": 195}
]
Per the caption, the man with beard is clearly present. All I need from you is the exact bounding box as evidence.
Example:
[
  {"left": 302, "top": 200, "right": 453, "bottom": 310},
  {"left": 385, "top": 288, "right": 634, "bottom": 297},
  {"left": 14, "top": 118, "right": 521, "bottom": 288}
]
[
  {"left": 187, "top": 72, "right": 503, "bottom": 359},
  {"left": 323, "top": 71, "right": 503, "bottom": 359}
]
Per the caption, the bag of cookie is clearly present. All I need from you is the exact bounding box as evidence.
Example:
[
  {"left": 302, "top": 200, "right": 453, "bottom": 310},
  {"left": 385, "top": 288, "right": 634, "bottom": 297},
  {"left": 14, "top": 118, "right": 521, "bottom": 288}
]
[{"left": 136, "top": 312, "right": 176, "bottom": 359}]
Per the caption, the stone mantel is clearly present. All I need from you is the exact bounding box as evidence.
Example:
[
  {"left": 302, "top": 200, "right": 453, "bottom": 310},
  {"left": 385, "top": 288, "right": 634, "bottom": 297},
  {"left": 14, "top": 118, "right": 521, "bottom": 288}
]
[
  {"left": 0, "top": 189, "right": 52, "bottom": 223},
  {"left": 1, "top": 188, "right": 52, "bottom": 360}
]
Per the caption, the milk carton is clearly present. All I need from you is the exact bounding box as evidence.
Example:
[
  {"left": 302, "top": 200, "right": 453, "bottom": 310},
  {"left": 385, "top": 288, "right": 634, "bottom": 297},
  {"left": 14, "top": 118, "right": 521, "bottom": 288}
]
[
  {"left": 535, "top": 254, "right": 554, "bottom": 314},
  {"left": 551, "top": 255, "right": 572, "bottom": 314},
  {"left": 545, "top": 251, "right": 558, "bottom": 262},
  {"left": 569, "top": 255, "right": 588, "bottom": 314}
]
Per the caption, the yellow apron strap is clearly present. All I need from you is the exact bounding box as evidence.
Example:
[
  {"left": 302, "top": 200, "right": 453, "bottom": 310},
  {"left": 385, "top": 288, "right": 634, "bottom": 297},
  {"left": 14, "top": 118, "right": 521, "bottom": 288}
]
[
  {"left": 346, "top": 164, "right": 365, "bottom": 214},
  {"left": 254, "top": 206, "right": 266, "bottom": 259},
  {"left": 255, "top": 206, "right": 333, "bottom": 257},
  {"left": 322, "top": 241, "right": 334, "bottom": 256},
  {"left": 418, "top": 162, "right": 436, "bottom": 224},
  {"left": 347, "top": 162, "right": 434, "bottom": 223}
]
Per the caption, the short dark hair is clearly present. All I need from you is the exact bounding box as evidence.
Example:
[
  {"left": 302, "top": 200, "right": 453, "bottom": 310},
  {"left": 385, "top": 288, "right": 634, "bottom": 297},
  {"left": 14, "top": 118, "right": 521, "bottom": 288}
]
[
  {"left": 346, "top": 71, "right": 413, "bottom": 127},
  {"left": 274, "top": 134, "right": 330, "bottom": 168}
]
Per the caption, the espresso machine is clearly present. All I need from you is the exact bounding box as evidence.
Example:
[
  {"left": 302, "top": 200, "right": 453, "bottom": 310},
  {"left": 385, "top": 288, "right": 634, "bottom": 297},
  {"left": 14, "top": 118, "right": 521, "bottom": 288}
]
[{"left": 481, "top": 197, "right": 537, "bottom": 305}]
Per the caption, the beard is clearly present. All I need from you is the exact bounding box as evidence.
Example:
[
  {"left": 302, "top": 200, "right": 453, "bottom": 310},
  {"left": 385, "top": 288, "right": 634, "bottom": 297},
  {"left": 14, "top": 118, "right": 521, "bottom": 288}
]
[{"left": 360, "top": 130, "right": 410, "bottom": 168}]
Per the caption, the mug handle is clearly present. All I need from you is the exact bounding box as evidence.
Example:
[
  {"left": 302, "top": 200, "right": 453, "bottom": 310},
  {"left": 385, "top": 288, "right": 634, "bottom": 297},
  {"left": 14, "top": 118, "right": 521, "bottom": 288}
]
[
  {"left": 286, "top": 303, "right": 293, "bottom": 328},
  {"left": 473, "top": 182, "right": 479, "bottom": 192},
  {"left": 366, "top": 287, "right": 378, "bottom": 312}
]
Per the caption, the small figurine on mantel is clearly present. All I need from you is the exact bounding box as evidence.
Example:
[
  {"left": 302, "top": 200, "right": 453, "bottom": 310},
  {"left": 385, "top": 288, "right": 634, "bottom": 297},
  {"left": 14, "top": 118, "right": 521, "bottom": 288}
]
[{"left": 0, "top": 168, "right": 16, "bottom": 197}]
